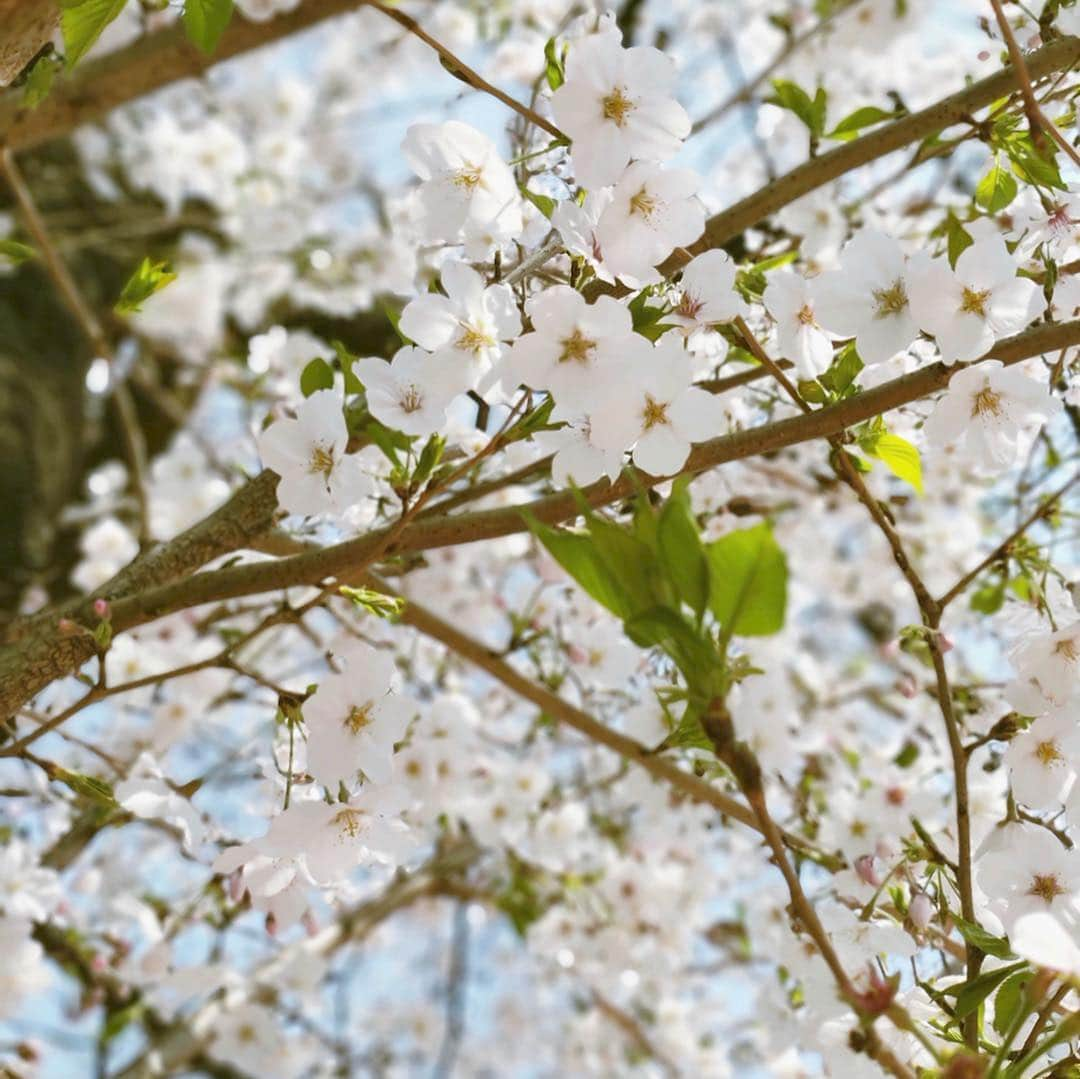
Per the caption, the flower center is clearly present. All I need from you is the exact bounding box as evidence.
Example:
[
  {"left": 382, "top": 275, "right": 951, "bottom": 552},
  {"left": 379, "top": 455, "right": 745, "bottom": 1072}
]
[
  {"left": 970, "top": 385, "right": 1003, "bottom": 418},
  {"left": 557, "top": 327, "right": 596, "bottom": 365},
  {"left": 796, "top": 303, "right": 817, "bottom": 326},
  {"left": 333, "top": 808, "right": 368, "bottom": 839},
  {"left": 1054, "top": 636, "right": 1079, "bottom": 662},
  {"left": 601, "top": 86, "right": 635, "bottom": 127},
  {"left": 872, "top": 280, "right": 908, "bottom": 318},
  {"left": 676, "top": 291, "right": 705, "bottom": 320},
  {"left": 629, "top": 186, "right": 658, "bottom": 220},
  {"left": 344, "top": 702, "right": 375, "bottom": 735},
  {"left": 237, "top": 1024, "right": 257, "bottom": 1044},
  {"left": 451, "top": 163, "right": 484, "bottom": 191},
  {"left": 641, "top": 394, "right": 669, "bottom": 430},
  {"left": 1035, "top": 739, "right": 1064, "bottom": 766},
  {"left": 960, "top": 286, "right": 992, "bottom": 317},
  {"left": 399, "top": 386, "right": 424, "bottom": 413},
  {"left": 309, "top": 444, "right": 335, "bottom": 477},
  {"left": 455, "top": 322, "right": 495, "bottom": 356},
  {"left": 1028, "top": 872, "right": 1066, "bottom": 904}
]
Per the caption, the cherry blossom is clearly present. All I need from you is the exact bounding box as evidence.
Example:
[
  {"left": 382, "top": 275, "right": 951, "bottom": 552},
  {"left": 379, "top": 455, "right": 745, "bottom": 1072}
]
[
  {"left": 353, "top": 347, "right": 461, "bottom": 436},
  {"left": 922, "top": 360, "right": 1061, "bottom": 473},
  {"left": 402, "top": 121, "right": 523, "bottom": 258},
  {"left": 595, "top": 162, "right": 705, "bottom": 283},
  {"left": 398, "top": 260, "right": 521, "bottom": 392},
  {"left": 590, "top": 335, "right": 726, "bottom": 474},
  {"left": 303, "top": 644, "right": 414, "bottom": 787},
  {"left": 907, "top": 238, "right": 1046, "bottom": 365},
  {"left": 551, "top": 31, "right": 690, "bottom": 189},
  {"left": 762, "top": 270, "right": 839, "bottom": 378},
  {"left": 256, "top": 389, "right": 373, "bottom": 516},
  {"left": 811, "top": 229, "right": 918, "bottom": 365}
]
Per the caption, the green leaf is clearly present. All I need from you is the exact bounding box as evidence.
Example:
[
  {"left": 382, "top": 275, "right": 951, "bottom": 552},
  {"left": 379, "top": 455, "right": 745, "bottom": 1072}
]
[
  {"left": 543, "top": 36, "right": 565, "bottom": 92},
  {"left": 970, "top": 577, "right": 1007, "bottom": 614},
  {"left": 103, "top": 1000, "right": 145, "bottom": 1043},
  {"left": 412, "top": 434, "right": 445, "bottom": 489},
  {"left": 525, "top": 516, "right": 637, "bottom": 621},
  {"left": 60, "top": 0, "right": 129, "bottom": 67},
  {"left": 827, "top": 105, "right": 902, "bottom": 140},
  {"left": 657, "top": 486, "right": 710, "bottom": 618},
  {"left": 768, "top": 79, "right": 827, "bottom": 138},
  {"left": 339, "top": 585, "right": 405, "bottom": 621},
  {"left": 56, "top": 769, "right": 118, "bottom": 807},
  {"left": 975, "top": 158, "right": 1018, "bottom": 213},
  {"left": 333, "top": 340, "right": 364, "bottom": 394},
  {"left": 819, "top": 341, "right": 864, "bottom": 396},
  {"left": 521, "top": 186, "right": 557, "bottom": 220},
  {"left": 299, "top": 357, "right": 335, "bottom": 397},
  {"left": 706, "top": 523, "right": 788, "bottom": 639},
  {"left": 182, "top": 0, "right": 233, "bottom": 54},
  {"left": 992, "top": 969, "right": 1032, "bottom": 1038},
  {"left": 944, "top": 211, "right": 974, "bottom": 268},
  {"left": 952, "top": 915, "right": 1014, "bottom": 960},
  {"left": 623, "top": 607, "right": 716, "bottom": 689},
  {"left": 0, "top": 239, "right": 35, "bottom": 266},
  {"left": 866, "top": 432, "right": 924, "bottom": 495},
  {"left": 665, "top": 702, "right": 713, "bottom": 752},
  {"left": 952, "top": 961, "right": 1026, "bottom": 1021},
  {"left": 22, "top": 54, "right": 61, "bottom": 109},
  {"left": 1003, "top": 133, "right": 1064, "bottom": 190},
  {"left": 114, "top": 256, "right": 177, "bottom": 314}
]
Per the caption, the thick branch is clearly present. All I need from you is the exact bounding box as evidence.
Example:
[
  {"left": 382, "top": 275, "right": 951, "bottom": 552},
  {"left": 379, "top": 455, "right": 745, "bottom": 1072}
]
[{"left": 1, "top": 315, "right": 1075, "bottom": 720}]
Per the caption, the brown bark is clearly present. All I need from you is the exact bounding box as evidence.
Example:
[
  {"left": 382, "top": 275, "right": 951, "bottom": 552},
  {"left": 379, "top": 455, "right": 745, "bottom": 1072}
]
[{"left": 0, "top": 0, "right": 58, "bottom": 89}]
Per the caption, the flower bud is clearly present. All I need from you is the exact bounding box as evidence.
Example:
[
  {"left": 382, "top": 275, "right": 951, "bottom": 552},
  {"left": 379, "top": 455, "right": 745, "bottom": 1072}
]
[
  {"left": 855, "top": 854, "right": 881, "bottom": 887},
  {"left": 93, "top": 598, "right": 111, "bottom": 619},
  {"left": 909, "top": 891, "right": 933, "bottom": 930}
]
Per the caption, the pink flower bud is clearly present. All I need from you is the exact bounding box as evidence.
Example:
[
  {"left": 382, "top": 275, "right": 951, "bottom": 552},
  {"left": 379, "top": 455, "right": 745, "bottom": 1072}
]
[
  {"left": 566, "top": 644, "right": 587, "bottom": 664},
  {"left": 896, "top": 673, "right": 918, "bottom": 699},
  {"left": 977, "top": 49, "right": 990, "bottom": 61},
  {"left": 265, "top": 912, "right": 278, "bottom": 937},
  {"left": 93, "top": 598, "right": 110, "bottom": 619},
  {"left": 909, "top": 891, "right": 933, "bottom": 931},
  {"left": 855, "top": 854, "right": 881, "bottom": 887},
  {"left": 937, "top": 632, "right": 954, "bottom": 653}
]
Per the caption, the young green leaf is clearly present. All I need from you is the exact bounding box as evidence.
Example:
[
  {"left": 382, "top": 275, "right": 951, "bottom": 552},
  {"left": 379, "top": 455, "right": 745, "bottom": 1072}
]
[
  {"left": 115, "top": 257, "right": 177, "bottom": 314},
  {"left": 0, "top": 239, "right": 36, "bottom": 266},
  {"left": 183, "top": 0, "right": 234, "bottom": 55},
  {"left": 975, "top": 158, "right": 1018, "bottom": 213},
  {"left": 866, "top": 432, "right": 924, "bottom": 495},
  {"left": 657, "top": 488, "right": 710, "bottom": 618},
  {"left": 826, "top": 104, "right": 902, "bottom": 141},
  {"left": 706, "top": 523, "right": 788, "bottom": 639},
  {"left": 60, "top": 0, "right": 128, "bottom": 67},
  {"left": 951, "top": 961, "right": 1026, "bottom": 1021},
  {"left": 525, "top": 516, "right": 636, "bottom": 621},
  {"left": 299, "top": 357, "right": 335, "bottom": 398},
  {"left": 951, "top": 915, "right": 1014, "bottom": 960}
]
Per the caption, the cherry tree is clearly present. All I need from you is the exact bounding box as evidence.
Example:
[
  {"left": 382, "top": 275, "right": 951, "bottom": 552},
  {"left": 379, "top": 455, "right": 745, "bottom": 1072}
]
[{"left": 0, "top": 1, "right": 1078, "bottom": 1076}]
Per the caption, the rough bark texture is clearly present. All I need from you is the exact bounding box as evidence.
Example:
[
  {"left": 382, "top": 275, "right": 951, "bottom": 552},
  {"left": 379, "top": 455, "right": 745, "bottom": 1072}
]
[
  {"left": 0, "top": 0, "right": 365, "bottom": 148},
  {"left": 0, "top": 0, "right": 58, "bottom": 88}
]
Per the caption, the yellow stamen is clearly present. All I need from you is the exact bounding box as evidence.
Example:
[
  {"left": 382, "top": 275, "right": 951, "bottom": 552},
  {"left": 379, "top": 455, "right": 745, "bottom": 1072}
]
[
  {"left": 344, "top": 702, "right": 375, "bottom": 735},
  {"left": 971, "top": 385, "right": 1003, "bottom": 418},
  {"left": 629, "top": 187, "right": 658, "bottom": 220},
  {"left": 872, "top": 280, "right": 908, "bottom": 318},
  {"left": 960, "top": 286, "right": 992, "bottom": 317},
  {"left": 558, "top": 328, "right": 596, "bottom": 365},
  {"left": 1028, "top": 873, "right": 1065, "bottom": 903},
  {"left": 1035, "top": 739, "right": 1063, "bottom": 766},
  {"left": 642, "top": 394, "right": 669, "bottom": 429},
  {"left": 451, "top": 163, "right": 484, "bottom": 191},
  {"left": 309, "top": 445, "right": 335, "bottom": 477},
  {"left": 601, "top": 86, "right": 635, "bottom": 127}
]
